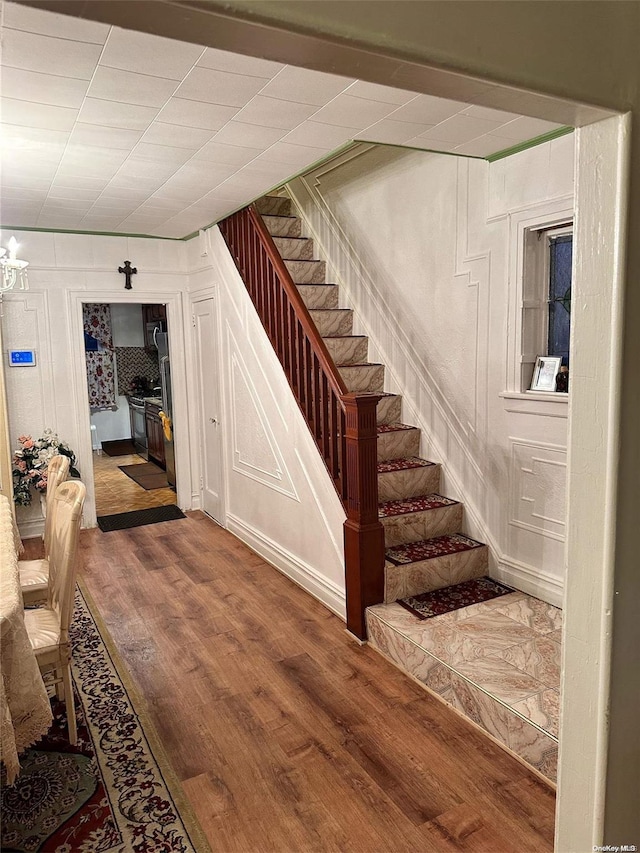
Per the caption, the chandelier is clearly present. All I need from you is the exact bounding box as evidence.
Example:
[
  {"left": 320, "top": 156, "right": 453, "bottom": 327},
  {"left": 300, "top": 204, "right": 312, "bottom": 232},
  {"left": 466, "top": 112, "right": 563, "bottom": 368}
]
[{"left": 0, "top": 237, "right": 29, "bottom": 295}]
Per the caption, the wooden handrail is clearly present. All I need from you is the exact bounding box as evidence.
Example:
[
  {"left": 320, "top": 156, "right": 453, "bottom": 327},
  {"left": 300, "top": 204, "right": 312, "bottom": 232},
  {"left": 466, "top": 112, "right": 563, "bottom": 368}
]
[{"left": 219, "top": 204, "right": 386, "bottom": 638}]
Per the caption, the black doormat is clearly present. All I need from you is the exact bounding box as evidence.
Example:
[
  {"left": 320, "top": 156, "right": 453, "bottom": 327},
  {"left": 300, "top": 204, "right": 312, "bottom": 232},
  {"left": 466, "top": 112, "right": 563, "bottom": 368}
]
[
  {"left": 398, "top": 576, "right": 514, "bottom": 621},
  {"left": 101, "top": 439, "right": 137, "bottom": 457},
  {"left": 97, "top": 504, "right": 185, "bottom": 532},
  {"left": 118, "top": 462, "right": 169, "bottom": 490}
]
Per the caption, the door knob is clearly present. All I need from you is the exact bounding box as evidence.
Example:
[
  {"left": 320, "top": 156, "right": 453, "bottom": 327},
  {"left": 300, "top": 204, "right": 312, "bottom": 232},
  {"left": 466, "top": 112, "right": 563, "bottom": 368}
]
[{"left": 209, "top": 417, "right": 217, "bottom": 424}]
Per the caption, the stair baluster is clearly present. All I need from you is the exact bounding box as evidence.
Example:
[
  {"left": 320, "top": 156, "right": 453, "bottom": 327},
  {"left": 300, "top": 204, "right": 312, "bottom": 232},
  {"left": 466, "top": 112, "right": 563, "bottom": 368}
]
[{"left": 219, "top": 204, "right": 386, "bottom": 638}]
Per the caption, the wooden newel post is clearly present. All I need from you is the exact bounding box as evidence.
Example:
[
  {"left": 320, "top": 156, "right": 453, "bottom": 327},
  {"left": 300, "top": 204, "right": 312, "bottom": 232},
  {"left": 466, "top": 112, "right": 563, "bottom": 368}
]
[{"left": 342, "top": 393, "right": 385, "bottom": 640}]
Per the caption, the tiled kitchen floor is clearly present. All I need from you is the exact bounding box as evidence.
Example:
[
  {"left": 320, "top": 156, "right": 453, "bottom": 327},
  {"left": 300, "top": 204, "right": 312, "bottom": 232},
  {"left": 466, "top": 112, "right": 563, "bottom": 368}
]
[
  {"left": 93, "top": 451, "right": 177, "bottom": 517},
  {"left": 367, "top": 590, "right": 562, "bottom": 780}
]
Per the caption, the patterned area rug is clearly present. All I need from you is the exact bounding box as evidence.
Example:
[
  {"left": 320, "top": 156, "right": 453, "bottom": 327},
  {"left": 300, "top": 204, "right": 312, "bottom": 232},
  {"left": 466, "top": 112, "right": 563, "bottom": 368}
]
[
  {"left": 0, "top": 587, "right": 210, "bottom": 853},
  {"left": 398, "top": 576, "right": 514, "bottom": 620}
]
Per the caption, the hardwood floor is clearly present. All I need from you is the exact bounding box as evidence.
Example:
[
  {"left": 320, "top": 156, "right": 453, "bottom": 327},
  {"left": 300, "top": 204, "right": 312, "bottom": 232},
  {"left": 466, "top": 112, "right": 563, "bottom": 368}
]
[{"left": 25, "top": 512, "right": 556, "bottom": 852}]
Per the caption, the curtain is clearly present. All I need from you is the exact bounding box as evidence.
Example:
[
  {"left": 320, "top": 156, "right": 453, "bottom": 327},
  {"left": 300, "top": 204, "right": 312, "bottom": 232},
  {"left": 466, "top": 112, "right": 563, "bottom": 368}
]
[{"left": 83, "top": 304, "right": 117, "bottom": 411}]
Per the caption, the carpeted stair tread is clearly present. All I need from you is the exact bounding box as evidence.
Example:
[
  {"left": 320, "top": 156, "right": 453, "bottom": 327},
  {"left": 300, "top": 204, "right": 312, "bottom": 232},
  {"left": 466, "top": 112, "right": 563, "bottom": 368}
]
[
  {"left": 386, "top": 533, "right": 486, "bottom": 565},
  {"left": 336, "top": 361, "right": 384, "bottom": 368},
  {"left": 377, "top": 457, "right": 436, "bottom": 473},
  {"left": 378, "top": 422, "right": 417, "bottom": 433},
  {"left": 397, "top": 576, "right": 514, "bottom": 621},
  {"left": 379, "top": 493, "right": 459, "bottom": 518}
]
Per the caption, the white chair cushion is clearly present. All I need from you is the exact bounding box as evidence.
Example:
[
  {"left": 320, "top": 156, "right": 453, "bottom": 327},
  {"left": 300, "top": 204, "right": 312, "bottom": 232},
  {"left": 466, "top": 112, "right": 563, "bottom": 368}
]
[
  {"left": 18, "top": 558, "right": 49, "bottom": 587},
  {"left": 24, "top": 607, "right": 60, "bottom": 652}
]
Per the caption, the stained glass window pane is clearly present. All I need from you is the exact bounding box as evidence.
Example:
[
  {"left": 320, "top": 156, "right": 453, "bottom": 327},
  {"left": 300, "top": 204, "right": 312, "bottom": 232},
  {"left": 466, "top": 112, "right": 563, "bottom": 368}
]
[{"left": 548, "top": 234, "right": 572, "bottom": 366}]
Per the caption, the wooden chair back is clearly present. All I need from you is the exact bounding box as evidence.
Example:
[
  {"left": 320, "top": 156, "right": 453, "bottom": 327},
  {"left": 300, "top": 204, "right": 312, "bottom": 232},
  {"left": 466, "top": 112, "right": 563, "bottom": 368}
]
[
  {"left": 48, "top": 480, "right": 85, "bottom": 642},
  {"left": 44, "top": 454, "right": 70, "bottom": 558}
]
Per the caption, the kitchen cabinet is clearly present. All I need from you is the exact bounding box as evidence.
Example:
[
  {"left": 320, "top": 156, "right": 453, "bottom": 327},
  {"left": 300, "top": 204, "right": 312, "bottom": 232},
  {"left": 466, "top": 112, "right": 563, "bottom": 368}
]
[
  {"left": 142, "top": 304, "right": 167, "bottom": 350},
  {"left": 145, "top": 400, "right": 165, "bottom": 468}
]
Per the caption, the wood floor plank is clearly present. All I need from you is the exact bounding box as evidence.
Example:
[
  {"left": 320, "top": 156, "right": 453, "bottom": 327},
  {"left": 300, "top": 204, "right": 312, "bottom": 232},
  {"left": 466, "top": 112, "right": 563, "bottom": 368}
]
[{"left": 23, "top": 512, "right": 555, "bottom": 852}]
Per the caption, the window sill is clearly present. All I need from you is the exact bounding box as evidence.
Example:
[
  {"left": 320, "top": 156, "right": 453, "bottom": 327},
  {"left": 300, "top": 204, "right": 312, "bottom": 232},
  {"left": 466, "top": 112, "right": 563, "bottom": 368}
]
[{"left": 500, "top": 391, "right": 569, "bottom": 404}]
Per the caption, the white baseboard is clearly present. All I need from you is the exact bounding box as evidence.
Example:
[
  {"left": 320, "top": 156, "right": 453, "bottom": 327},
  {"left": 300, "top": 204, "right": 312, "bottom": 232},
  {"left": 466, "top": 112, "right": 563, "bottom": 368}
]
[
  {"left": 18, "top": 519, "right": 45, "bottom": 540},
  {"left": 226, "top": 513, "right": 346, "bottom": 620},
  {"left": 494, "top": 556, "right": 564, "bottom": 608}
]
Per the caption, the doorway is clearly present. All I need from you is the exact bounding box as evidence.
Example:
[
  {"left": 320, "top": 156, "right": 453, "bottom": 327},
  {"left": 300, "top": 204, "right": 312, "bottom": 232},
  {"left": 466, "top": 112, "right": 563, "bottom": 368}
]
[
  {"left": 83, "top": 301, "right": 177, "bottom": 519},
  {"left": 192, "top": 294, "right": 224, "bottom": 524}
]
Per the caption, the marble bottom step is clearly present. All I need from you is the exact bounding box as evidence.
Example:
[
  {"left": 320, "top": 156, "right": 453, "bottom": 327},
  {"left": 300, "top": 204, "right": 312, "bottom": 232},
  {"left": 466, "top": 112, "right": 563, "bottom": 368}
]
[{"left": 366, "top": 591, "right": 562, "bottom": 782}]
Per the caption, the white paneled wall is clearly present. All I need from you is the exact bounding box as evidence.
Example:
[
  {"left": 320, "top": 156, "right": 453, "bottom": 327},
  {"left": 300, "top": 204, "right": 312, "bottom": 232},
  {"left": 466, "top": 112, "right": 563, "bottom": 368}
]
[{"left": 289, "top": 136, "right": 575, "bottom": 604}]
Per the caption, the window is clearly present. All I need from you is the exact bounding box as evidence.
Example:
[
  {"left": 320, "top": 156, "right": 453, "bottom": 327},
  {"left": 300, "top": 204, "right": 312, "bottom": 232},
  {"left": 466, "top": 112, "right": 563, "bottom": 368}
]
[{"left": 519, "top": 220, "right": 573, "bottom": 392}]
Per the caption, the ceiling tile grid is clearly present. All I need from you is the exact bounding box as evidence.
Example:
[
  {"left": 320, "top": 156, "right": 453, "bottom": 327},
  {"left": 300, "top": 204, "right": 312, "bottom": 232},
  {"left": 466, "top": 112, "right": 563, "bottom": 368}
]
[{"left": 0, "top": 1, "right": 567, "bottom": 238}]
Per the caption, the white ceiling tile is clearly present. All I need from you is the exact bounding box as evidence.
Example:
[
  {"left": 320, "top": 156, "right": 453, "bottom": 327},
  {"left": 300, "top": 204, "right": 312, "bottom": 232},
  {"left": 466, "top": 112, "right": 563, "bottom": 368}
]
[
  {"left": 106, "top": 173, "right": 168, "bottom": 192},
  {"left": 257, "top": 142, "right": 330, "bottom": 169},
  {"left": 51, "top": 176, "right": 110, "bottom": 191},
  {"left": 88, "top": 67, "right": 178, "bottom": 108},
  {"left": 344, "top": 81, "right": 416, "bottom": 105},
  {"left": 232, "top": 96, "right": 317, "bottom": 130},
  {"left": 403, "top": 137, "right": 458, "bottom": 153},
  {"left": 1, "top": 98, "right": 78, "bottom": 131},
  {"left": 136, "top": 197, "right": 185, "bottom": 211},
  {"left": 309, "top": 96, "right": 394, "bottom": 128},
  {"left": 3, "top": 3, "right": 110, "bottom": 43},
  {"left": 387, "top": 94, "right": 468, "bottom": 125},
  {"left": 1, "top": 175, "right": 52, "bottom": 191},
  {"left": 117, "top": 216, "right": 169, "bottom": 232},
  {"left": 174, "top": 67, "right": 269, "bottom": 107},
  {"left": 417, "top": 114, "right": 507, "bottom": 144},
  {"left": 159, "top": 160, "right": 238, "bottom": 191},
  {"left": 1, "top": 186, "right": 48, "bottom": 202},
  {"left": 132, "top": 143, "right": 196, "bottom": 166},
  {"left": 41, "top": 200, "right": 94, "bottom": 214},
  {"left": 193, "top": 141, "right": 262, "bottom": 167},
  {"left": 141, "top": 122, "right": 213, "bottom": 149},
  {"left": 212, "top": 122, "right": 286, "bottom": 149},
  {"left": 57, "top": 148, "right": 130, "bottom": 180},
  {"left": 259, "top": 66, "right": 353, "bottom": 106},
  {"left": 79, "top": 215, "right": 126, "bottom": 229},
  {"left": 490, "top": 116, "right": 564, "bottom": 141},
  {"left": 1, "top": 67, "right": 89, "bottom": 109},
  {"left": 100, "top": 29, "right": 204, "bottom": 80},
  {"left": 113, "top": 157, "right": 181, "bottom": 183},
  {"left": 97, "top": 187, "right": 151, "bottom": 201},
  {"left": 2, "top": 29, "right": 103, "bottom": 80},
  {"left": 48, "top": 187, "right": 104, "bottom": 201},
  {"left": 213, "top": 172, "right": 275, "bottom": 198},
  {"left": 357, "top": 119, "right": 436, "bottom": 145},
  {"left": 156, "top": 98, "right": 239, "bottom": 130},
  {"left": 78, "top": 98, "right": 159, "bottom": 130},
  {"left": 198, "top": 47, "right": 284, "bottom": 78},
  {"left": 2, "top": 142, "right": 64, "bottom": 166},
  {"left": 461, "top": 105, "right": 522, "bottom": 123},
  {"left": 37, "top": 214, "right": 85, "bottom": 228},
  {"left": 0, "top": 124, "right": 70, "bottom": 149},
  {"left": 1, "top": 206, "right": 42, "bottom": 224},
  {"left": 197, "top": 186, "right": 252, "bottom": 205},
  {"left": 453, "top": 135, "right": 509, "bottom": 157},
  {"left": 281, "top": 121, "right": 356, "bottom": 149},
  {"left": 69, "top": 124, "right": 144, "bottom": 150},
  {"left": 3, "top": 158, "right": 60, "bottom": 180}
]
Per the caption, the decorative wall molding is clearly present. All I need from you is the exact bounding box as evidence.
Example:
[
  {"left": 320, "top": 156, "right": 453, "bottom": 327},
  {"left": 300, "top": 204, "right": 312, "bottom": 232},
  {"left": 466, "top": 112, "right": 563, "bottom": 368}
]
[
  {"left": 494, "top": 554, "right": 564, "bottom": 608},
  {"left": 226, "top": 513, "right": 346, "bottom": 619},
  {"left": 510, "top": 439, "right": 567, "bottom": 541},
  {"left": 227, "top": 334, "right": 299, "bottom": 501}
]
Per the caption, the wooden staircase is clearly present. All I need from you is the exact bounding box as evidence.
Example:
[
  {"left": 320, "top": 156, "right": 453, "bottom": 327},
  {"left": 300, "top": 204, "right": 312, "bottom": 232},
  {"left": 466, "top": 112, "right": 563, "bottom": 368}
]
[{"left": 255, "top": 195, "right": 489, "bottom": 607}]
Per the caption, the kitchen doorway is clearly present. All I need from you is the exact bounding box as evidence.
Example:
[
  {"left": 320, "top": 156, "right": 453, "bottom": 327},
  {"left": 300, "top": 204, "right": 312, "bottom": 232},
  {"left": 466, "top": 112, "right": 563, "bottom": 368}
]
[{"left": 84, "top": 301, "right": 177, "bottom": 520}]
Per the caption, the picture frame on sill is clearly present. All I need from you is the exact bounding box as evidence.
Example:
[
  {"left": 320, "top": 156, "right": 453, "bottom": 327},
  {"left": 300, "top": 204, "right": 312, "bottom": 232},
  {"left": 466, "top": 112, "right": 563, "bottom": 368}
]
[{"left": 530, "top": 356, "right": 563, "bottom": 392}]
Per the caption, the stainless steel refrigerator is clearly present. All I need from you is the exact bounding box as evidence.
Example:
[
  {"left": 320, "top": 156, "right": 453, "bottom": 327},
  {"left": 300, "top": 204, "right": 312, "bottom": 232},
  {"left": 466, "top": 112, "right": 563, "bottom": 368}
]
[{"left": 156, "top": 331, "right": 176, "bottom": 487}]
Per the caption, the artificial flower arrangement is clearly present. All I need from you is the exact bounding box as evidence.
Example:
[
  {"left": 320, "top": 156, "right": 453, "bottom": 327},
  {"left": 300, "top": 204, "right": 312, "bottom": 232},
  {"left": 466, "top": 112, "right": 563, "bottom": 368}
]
[{"left": 12, "top": 430, "right": 80, "bottom": 507}]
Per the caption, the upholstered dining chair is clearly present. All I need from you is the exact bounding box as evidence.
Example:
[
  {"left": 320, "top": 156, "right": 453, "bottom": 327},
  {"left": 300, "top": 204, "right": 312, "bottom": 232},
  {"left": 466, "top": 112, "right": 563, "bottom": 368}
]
[
  {"left": 23, "top": 479, "right": 86, "bottom": 745},
  {"left": 19, "top": 453, "right": 70, "bottom": 606}
]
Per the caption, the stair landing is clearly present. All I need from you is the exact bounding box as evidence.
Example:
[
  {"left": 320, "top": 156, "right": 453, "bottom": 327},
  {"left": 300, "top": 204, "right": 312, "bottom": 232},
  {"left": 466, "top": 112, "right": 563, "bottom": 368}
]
[{"left": 367, "top": 590, "right": 561, "bottom": 782}]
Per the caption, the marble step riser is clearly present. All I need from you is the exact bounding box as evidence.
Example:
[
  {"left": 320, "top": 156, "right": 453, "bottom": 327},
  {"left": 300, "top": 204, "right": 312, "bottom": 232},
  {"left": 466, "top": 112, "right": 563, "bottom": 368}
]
[
  {"left": 323, "top": 337, "right": 369, "bottom": 365},
  {"left": 377, "top": 429, "right": 421, "bottom": 462},
  {"left": 365, "top": 610, "right": 557, "bottom": 782},
  {"left": 377, "top": 395, "right": 402, "bottom": 425},
  {"left": 378, "top": 464, "right": 441, "bottom": 503},
  {"left": 309, "top": 309, "right": 353, "bottom": 337},
  {"left": 338, "top": 364, "right": 385, "bottom": 393},
  {"left": 273, "top": 236, "right": 314, "bottom": 260},
  {"left": 256, "top": 196, "right": 292, "bottom": 216},
  {"left": 382, "top": 503, "right": 463, "bottom": 548},
  {"left": 384, "top": 545, "right": 489, "bottom": 603},
  {"left": 298, "top": 285, "right": 339, "bottom": 310},
  {"left": 285, "top": 259, "right": 327, "bottom": 284},
  {"left": 262, "top": 215, "right": 302, "bottom": 238}
]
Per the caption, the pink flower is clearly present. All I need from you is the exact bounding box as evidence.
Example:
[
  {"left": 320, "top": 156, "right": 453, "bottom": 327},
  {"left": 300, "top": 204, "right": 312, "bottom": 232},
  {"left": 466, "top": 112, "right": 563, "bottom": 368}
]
[
  {"left": 18, "top": 434, "right": 31, "bottom": 444},
  {"left": 17, "top": 460, "right": 27, "bottom": 472},
  {"left": 23, "top": 438, "right": 34, "bottom": 449}
]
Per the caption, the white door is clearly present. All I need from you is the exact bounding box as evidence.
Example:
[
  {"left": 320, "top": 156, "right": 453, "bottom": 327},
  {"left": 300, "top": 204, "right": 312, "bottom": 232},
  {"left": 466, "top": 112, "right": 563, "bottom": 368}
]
[{"left": 193, "top": 296, "right": 224, "bottom": 523}]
